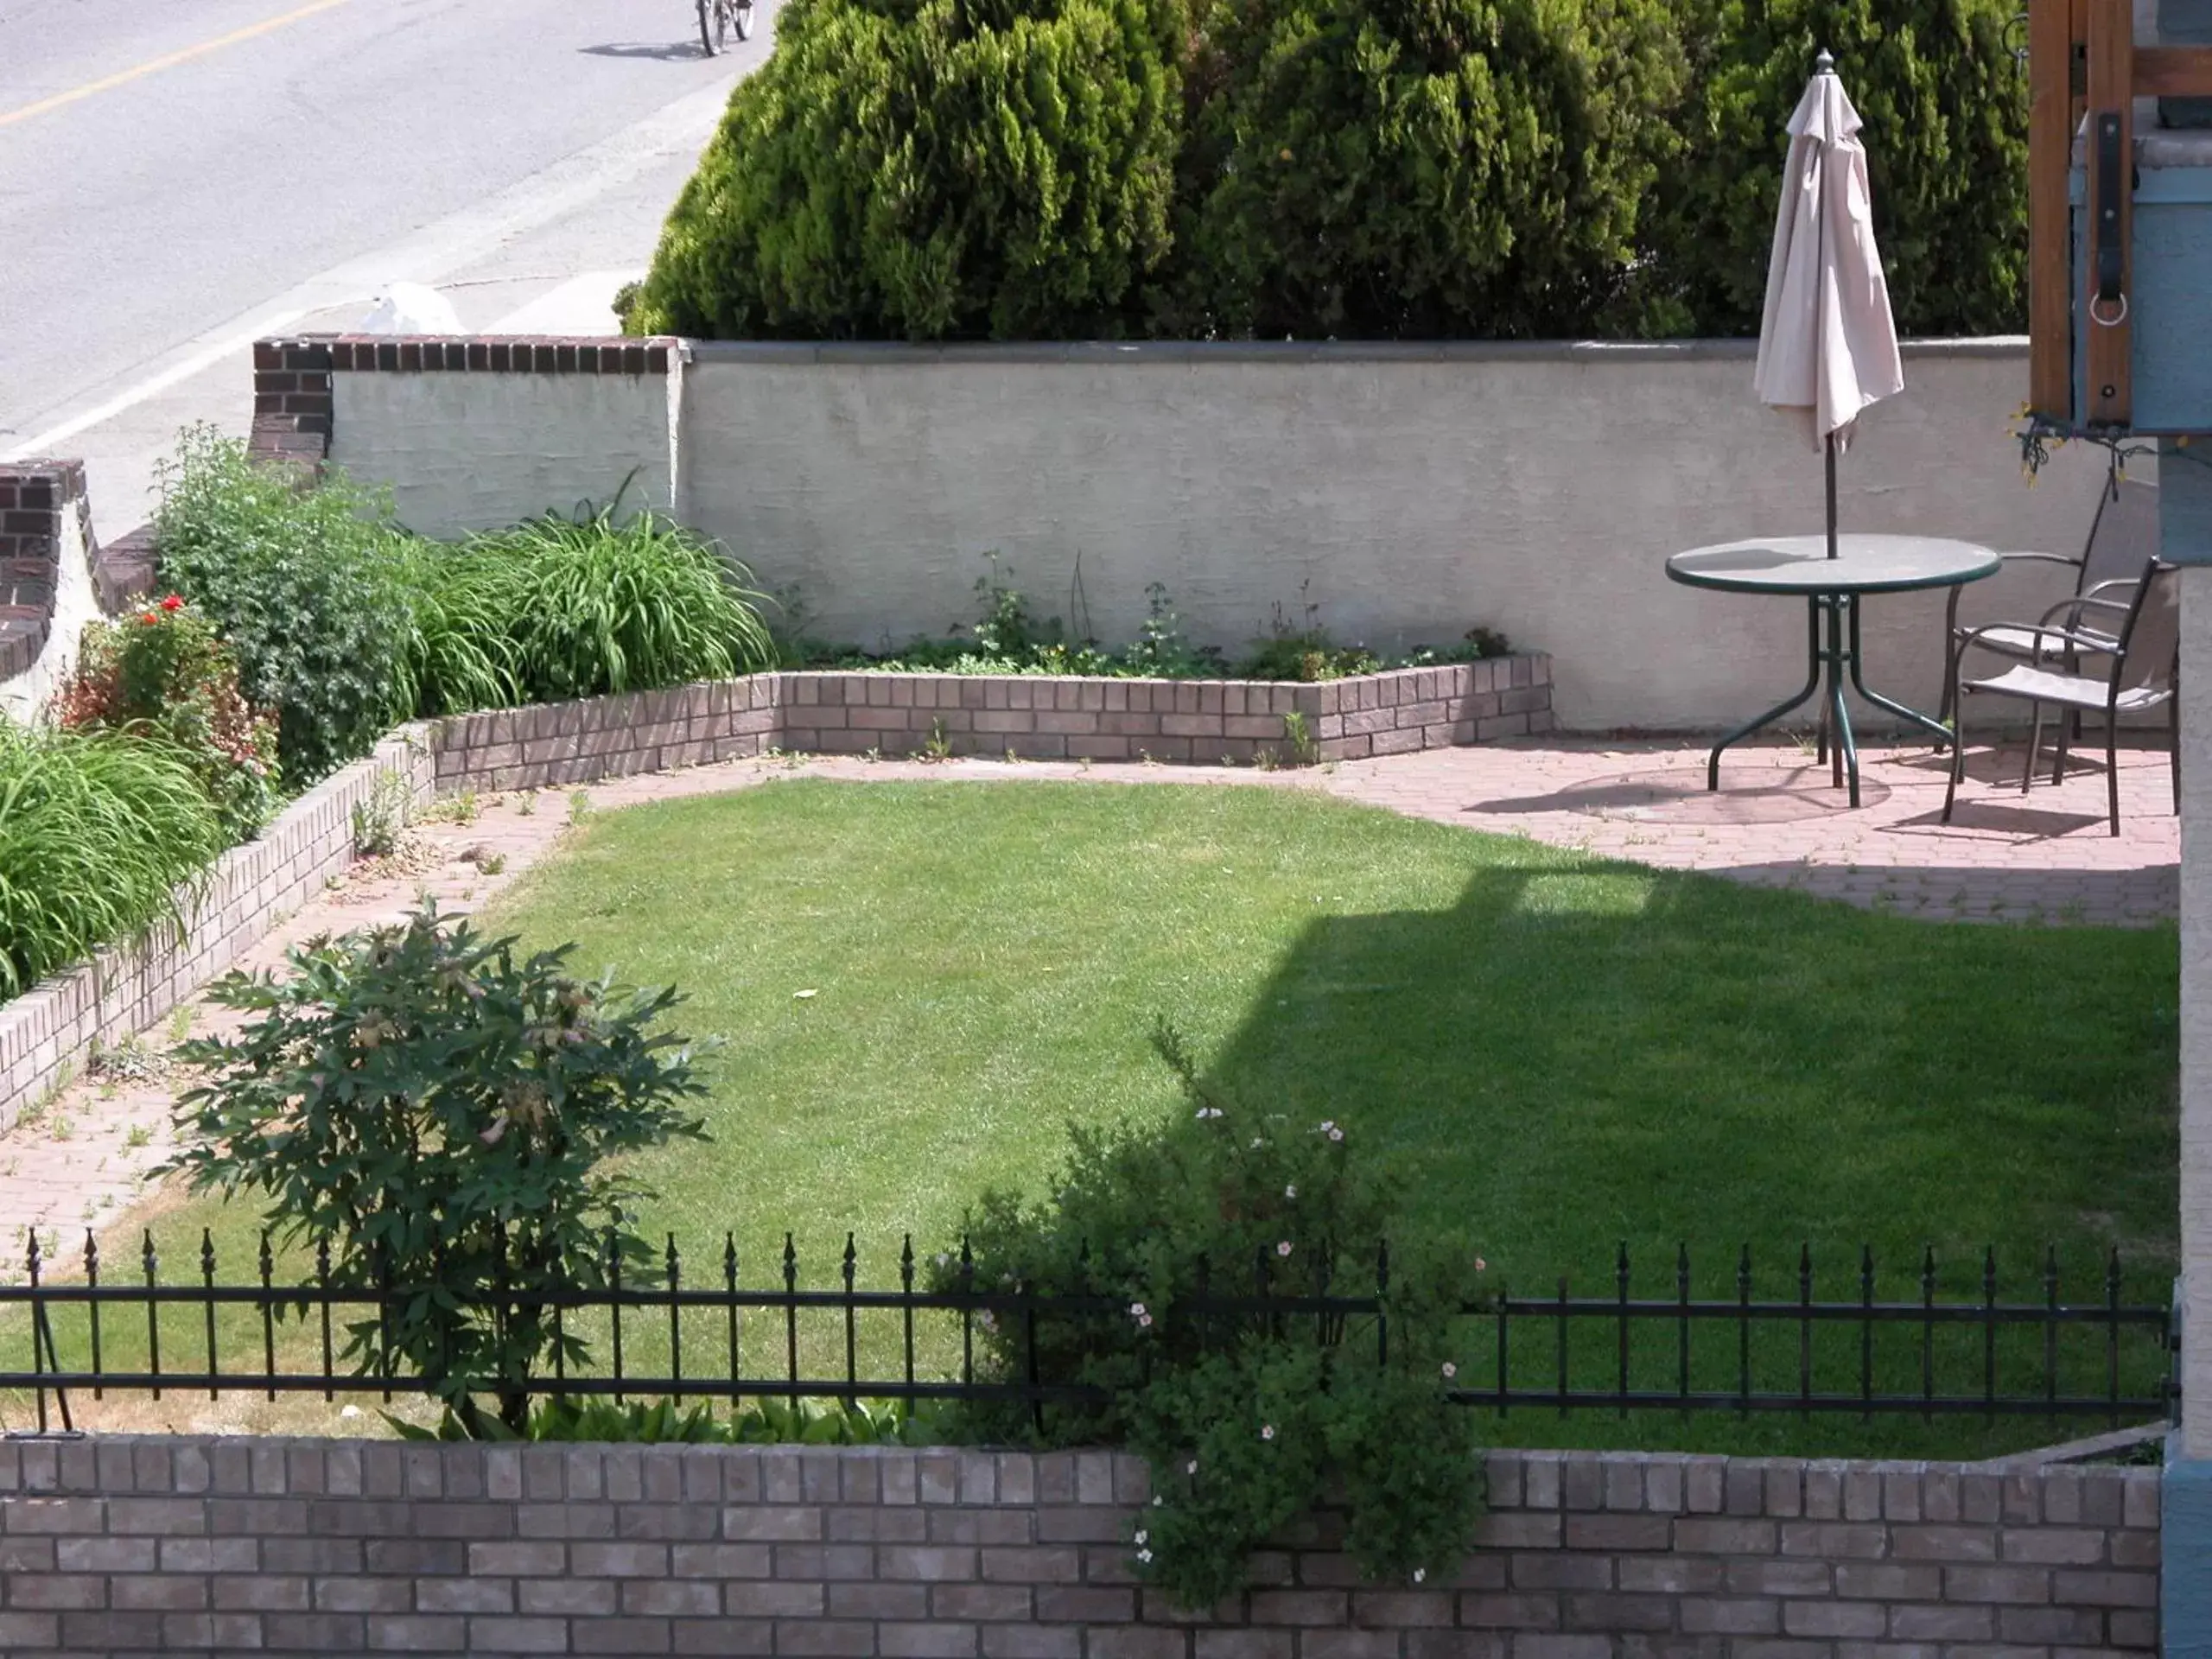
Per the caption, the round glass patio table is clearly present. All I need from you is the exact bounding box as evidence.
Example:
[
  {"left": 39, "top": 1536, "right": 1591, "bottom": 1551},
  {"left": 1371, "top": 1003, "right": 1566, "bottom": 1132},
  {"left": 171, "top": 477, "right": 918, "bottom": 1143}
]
[{"left": 1665, "top": 534, "right": 2001, "bottom": 808}]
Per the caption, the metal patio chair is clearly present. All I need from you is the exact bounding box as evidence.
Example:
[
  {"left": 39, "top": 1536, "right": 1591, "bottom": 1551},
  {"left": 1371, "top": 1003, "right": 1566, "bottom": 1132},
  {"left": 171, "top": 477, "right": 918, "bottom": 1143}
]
[
  {"left": 1938, "top": 460, "right": 2159, "bottom": 727},
  {"left": 1942, "top": 556, "right": 2179, "bottom": 837}
]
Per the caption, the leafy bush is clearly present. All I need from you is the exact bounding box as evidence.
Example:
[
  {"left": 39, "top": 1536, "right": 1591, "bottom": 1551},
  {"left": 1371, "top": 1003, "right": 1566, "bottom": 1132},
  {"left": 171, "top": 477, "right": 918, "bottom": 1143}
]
[
  {"left": 621, "top": 0, "right": 1186, "bottom": 340},
  {"left": 404, "top": 501, "right": 777, "bottom": 713},
  {"left": 1157, "top": 0, "right": 1686, "bottom": 339},
  {"left": 168, "top": 908, "right": 711, "bottom": 1434},
  {"left": 939, "top": 1025, "right": 1488, "bottom": 1607},
  {"left": 55, "top": 596, "right": 280, "bottom": 838},
  {"left": 153, "top": 427, "right": 415, "bottom": 783},
  {"left": 1635, "top": 0, "right": 2028, "bottom": 336},
  {"left": 0, "top": 726, "right": 226, "bottom": 1000},
  {"left": 393, "top": 1394, "right": 933, "bottom": 1445}
]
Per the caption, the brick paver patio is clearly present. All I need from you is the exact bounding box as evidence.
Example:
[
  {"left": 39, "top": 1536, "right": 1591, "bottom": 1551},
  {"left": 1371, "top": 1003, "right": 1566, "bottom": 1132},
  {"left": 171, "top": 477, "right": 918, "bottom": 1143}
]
[{"left": 3, "top": 734, "right": 2176, "bottom": 1264}]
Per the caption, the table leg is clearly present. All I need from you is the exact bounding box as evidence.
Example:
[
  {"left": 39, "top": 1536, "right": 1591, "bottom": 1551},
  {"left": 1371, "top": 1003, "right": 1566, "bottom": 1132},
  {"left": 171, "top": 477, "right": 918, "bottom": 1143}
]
[
  {"left": 1827, "top": 595, "right": 1859, "bottom": 808},
  {"left": 1843, "top": 595, "right": 1956, "bottom": 747},
  {"left": 1705, "top": 597, "right": 1825, "bottom": 791}
]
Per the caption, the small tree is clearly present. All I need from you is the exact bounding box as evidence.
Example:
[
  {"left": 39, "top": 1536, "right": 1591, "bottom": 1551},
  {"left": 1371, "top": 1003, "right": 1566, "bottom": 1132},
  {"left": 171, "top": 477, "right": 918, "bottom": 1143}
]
[
  {"left": 1634, "top": 0, "right": 2027, "bottom": 337},
  {"left": 169, "top": 909, "right": 709, "bottom": 1433},
  {"left": 622, "top": 0, "right": 1187, "bottom": 340},
  {"left": 1156, "top": 0, "right": 1687, "bottom": 340}
]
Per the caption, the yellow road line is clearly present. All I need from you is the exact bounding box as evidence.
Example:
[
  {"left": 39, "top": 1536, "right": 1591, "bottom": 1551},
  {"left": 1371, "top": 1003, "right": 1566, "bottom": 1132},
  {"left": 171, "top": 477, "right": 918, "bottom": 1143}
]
[{"left": 0, "top": 0, "right": 355, "bottom": 130}]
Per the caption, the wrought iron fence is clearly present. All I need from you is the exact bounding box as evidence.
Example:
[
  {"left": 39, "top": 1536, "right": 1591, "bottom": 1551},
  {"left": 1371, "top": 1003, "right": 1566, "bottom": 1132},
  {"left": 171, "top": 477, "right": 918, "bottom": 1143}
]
[{"left": 0, "top": 1230, "right": 2177, "bottom": 1435}]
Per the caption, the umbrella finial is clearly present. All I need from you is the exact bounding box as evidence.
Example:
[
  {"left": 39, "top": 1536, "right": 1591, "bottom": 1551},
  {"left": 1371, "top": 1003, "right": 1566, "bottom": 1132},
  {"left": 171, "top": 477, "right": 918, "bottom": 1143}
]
[{"left": 1814, "top": 47, "right": 1835, "bottom": 74}]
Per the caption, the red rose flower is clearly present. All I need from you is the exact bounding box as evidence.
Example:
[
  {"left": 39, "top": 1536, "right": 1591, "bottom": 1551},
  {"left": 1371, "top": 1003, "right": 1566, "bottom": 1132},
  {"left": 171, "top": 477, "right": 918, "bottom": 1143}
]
[
  {"left": 140, "top": 612, "right": 160, "bottom": 626},
  {"left": 160, "top": 594, "right": 183, "bottom": 612}
]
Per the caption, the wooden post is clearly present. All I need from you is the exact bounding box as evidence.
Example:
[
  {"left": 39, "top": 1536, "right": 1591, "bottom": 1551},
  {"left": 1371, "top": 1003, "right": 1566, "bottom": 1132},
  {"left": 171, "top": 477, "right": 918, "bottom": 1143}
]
[
  {"left": 2084, "top": 0, "right": 2133, "bottom": 429},
  {"left": 2028, "top": 0, "right": 2078, "bottom": 421}
]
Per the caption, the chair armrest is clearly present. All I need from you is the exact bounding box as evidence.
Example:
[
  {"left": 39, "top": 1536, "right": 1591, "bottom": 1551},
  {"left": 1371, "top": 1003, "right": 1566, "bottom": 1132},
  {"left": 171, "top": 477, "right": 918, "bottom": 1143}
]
[
  {"left": 2082, "top": 577, "right": 2140, "bottom": 603},
  {"left": 2070, "top": 595, "right": 2136, "bottom": 619},
  {"left": 2034, "top": 594, "right": 2125, "bottom": 633},
  {"left": 1993, "top": 551, "right": 2087, "bottom": 570},
  {"left": 1955, "top": 621, "right": 2121, "bottom": 656}
]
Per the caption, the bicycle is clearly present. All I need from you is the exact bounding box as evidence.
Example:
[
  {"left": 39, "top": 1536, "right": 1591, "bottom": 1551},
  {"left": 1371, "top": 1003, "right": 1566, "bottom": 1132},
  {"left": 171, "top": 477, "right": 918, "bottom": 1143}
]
[{"left": 696, "top": 0, "right": 753, "bottom": 52}]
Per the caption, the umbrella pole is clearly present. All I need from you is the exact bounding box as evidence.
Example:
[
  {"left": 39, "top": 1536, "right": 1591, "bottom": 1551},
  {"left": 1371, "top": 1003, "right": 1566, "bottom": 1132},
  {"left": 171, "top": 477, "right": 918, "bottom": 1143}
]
[{"left": 1824, "top": 432, "right": 1839, "bottom": 558}]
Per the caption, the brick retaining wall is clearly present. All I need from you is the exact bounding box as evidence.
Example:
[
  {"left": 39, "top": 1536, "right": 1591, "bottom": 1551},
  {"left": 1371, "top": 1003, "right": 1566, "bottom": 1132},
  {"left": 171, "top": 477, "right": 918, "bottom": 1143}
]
[
  {"left": 0, "top": 1440, "right": 2158, "bottom": 1658},
  {"left": 426, "top": 659, "right": 1554, "bottom": 790},
  {"left": 0, "top": 730, "right": 435, "bottom": 1135}
]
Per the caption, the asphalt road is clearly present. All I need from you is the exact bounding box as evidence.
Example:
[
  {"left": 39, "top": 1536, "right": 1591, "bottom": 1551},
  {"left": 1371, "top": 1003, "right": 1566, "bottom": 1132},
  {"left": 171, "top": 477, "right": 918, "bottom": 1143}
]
[{"left": 0, "top": 0, "right": 760, "bottom": 536}]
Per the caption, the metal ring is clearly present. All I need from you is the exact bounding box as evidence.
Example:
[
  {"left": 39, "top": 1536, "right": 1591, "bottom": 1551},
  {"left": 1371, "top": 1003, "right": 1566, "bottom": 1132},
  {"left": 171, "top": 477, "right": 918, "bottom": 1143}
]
[{"left": 2089, "top": 292, "right": 2130, "bottom": 328}]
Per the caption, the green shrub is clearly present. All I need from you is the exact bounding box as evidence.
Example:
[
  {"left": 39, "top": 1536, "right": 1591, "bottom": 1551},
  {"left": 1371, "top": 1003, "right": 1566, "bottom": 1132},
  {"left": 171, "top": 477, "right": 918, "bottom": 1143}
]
[
  {"left": 1635, "top": 0, "right": 2028, "bottom": 336},
  {"left": 0, "top": 726, "right": 227, "bottom": 1000},
  {"left": 622, "top": 0, "right": 1185, "bottom": 340},
  {"left": 153, "top": 427, "right": 415, "bottom": 783},
  {"left": 55, "top": 596, "right": 281, "bottom": 839},
  {"left": 1157, "top": 0, "right": 1686, "bottom": 339},
  {"left": 404, "top": 502, "right": 776, "bottom": 713},
  {"left": 392, "top": 1394, "right": 933, "bottom": 1445},
  {"left": 168, "top": 908, "right": 711, "bottom": 1434},
  {"left": 939, "top": 1024, "right": 1487, "bottom": 1607}
]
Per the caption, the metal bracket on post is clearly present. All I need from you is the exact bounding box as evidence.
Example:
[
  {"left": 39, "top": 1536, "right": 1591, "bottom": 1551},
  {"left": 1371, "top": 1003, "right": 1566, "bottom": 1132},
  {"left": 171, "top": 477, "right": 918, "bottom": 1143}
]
[{"left": 2083, "top": 0, "right": 2133, "bottom": 428}]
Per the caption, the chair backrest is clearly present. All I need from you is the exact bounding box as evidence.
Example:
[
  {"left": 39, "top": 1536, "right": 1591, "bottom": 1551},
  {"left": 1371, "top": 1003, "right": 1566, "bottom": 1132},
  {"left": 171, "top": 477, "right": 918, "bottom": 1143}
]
[
  {"left": 2081, "top": 468, "right": 2161, "bottom": 594},
  {"left": 2111, "top": 558, "right": 2181, "bottom": 698}
]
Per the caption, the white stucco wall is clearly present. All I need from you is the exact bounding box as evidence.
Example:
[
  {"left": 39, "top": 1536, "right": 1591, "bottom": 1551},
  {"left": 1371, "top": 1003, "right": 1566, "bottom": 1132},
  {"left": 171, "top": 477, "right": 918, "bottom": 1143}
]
[
  {"left": 675, "top": 340, "right": 2113, "bottom": 732},
  {"left": 330, "top": 370, "right": 673, "bottom": 538},
  {"left": 0, "top": 481, "right": 101, "bottom": 725}
]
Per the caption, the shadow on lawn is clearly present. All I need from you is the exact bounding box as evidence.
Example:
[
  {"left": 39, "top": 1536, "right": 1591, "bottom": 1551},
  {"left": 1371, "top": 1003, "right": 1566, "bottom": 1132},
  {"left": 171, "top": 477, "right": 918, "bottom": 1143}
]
[{"left": 1185, "top": 859, "right": 2177, "bottom": 1455}]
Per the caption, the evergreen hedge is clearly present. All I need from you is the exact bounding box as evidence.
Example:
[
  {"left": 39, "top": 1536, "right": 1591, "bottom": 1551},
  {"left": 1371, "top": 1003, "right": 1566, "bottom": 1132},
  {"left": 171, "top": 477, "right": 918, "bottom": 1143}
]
[{"left": 626, "top": 0, "right": 2029, "bottom": 341}]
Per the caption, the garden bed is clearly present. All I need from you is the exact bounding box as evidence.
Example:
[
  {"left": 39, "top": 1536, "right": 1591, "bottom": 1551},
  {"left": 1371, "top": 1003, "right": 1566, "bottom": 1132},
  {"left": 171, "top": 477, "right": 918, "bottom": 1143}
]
[{"left": 430, "top": 655, "right": 1554, "bottom": 787}]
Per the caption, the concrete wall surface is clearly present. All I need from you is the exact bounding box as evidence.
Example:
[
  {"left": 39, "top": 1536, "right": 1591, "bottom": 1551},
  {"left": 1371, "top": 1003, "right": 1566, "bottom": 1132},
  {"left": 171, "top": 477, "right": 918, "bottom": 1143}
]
[
  {"left": 332, "top": 367, "right": 672, "bottom": 538},
  {"left": 674, "top": 340, "right": 2116, "bottom": 732},
  {"left": 0, "top": 1437, "right": 2159, "bottom": 1658},
  {"left": 302, "top": 337, "right": 2120, "bottom": 732}
]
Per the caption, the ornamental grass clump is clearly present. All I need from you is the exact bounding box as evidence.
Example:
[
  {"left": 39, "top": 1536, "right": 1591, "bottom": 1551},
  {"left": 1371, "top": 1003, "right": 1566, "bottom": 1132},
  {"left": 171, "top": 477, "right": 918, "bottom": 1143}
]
[
  {"left": 168, "top": 908, "right": 711, "bottom": 1435},
  {"left": 940, "top": 1021, "right": 1490, "bottom": 1607},
  {"left": 0, "top": 725, "right": 226, "bottom": 999},
  {"left": 403, "top": 502, "right": 776, "bottom": 714}
]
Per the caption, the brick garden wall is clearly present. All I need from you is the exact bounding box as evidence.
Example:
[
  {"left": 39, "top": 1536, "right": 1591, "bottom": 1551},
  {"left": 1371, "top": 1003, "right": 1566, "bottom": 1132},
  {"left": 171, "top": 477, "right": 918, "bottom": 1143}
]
[
  {"left": 0, "top": 729, "right": 435, "bottom": 1135},
  {"left": 425, "top": 659, "right": 1555, "bottom": 790},
  {"left": 0, "top": 1439, "right": 2158, "bottom": 1658}
]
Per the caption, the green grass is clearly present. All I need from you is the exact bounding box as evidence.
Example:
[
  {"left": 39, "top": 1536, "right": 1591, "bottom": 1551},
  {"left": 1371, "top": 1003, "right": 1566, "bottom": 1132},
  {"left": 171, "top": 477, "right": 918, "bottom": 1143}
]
[{"left": 29, "top": 780, "right": 2178, "bottom": 1454}]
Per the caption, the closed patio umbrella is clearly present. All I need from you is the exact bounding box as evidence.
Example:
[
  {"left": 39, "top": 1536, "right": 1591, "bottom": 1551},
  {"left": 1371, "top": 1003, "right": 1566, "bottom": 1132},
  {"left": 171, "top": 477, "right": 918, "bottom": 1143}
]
[{"left": 1751, "top": 50, "right": 1904, "bottom": 557}]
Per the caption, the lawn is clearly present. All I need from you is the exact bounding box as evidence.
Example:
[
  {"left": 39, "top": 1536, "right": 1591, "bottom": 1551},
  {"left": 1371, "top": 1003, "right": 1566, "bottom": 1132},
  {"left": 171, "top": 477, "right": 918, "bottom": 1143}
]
[{"left": 35, "top": 779, "right": 2179, "bottom": 1454}]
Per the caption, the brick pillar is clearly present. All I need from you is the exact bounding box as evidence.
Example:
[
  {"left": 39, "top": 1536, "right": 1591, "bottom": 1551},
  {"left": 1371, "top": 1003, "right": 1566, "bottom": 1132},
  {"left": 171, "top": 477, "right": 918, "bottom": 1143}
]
[{"left": 0, "top": 461, "right": 83, "bottom": 678}]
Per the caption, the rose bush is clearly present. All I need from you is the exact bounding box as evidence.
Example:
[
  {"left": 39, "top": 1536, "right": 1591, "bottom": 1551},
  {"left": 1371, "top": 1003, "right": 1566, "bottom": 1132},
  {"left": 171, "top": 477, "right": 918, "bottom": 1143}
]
[{"left": 56, "top": 596, "right": 280, "bottom": 838}]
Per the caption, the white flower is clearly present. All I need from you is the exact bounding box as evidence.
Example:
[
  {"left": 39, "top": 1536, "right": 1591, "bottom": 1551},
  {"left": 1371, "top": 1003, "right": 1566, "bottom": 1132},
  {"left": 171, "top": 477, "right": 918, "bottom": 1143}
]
[
  {"left": 1135, "top": 1530, "right": 1147, "bottom": 1545},
  {"left": 1195, "top": 1107, "right": 1223, "bottom": 1121},
  {"left": 1441, "top": 1362, "right": 1457, "bottom": 1380},
  {"left": 1284, "top": 1185, "right": 1296, "bottom": 1200},
  {"left": 1130, "top": 1302, "right": 1147, "bottom": 1319},
  {"left": 1414, "top": 1570, "right": 1426, "bottom": 1584},
  {"left": 1261, "top": 1425, "right": 1274, "bottom": 1441},
  {"left": 1319, "top": 1120, "right": 1335, "bottom": 1134},
  {"left": 1185, "top": 1460, "right": 1198, "bottom": 1475},
  {"left": 1153, "top": 1497, "right": 1164, "bottom": 1507},
  {"left": 1137, "top": 1548, "right": 1154, "bottom": 1564},
  {"left": 1140, "top": 1314, "right": 1153, "bottom": 1328},
  {"left": 978, "top": 1312, "right": 996, "bottom": 1331},
  {"left": 1276, "top": 1241, "right": 1293, "bottom": 1258},
  {"left": 1475, "top": 1256, "right": 1488, "bottom": 1273},
  {"left": 1328, "top": 1128, "right": 1344, "bottom": 1142},
  {"left": 1251, "top": 1138, "right": 1264, "bottom": 1149}
]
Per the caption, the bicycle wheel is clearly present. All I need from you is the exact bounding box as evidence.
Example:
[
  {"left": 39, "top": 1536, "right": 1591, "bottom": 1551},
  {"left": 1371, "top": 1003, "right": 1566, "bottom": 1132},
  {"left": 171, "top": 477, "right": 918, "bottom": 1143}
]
[
  {"left": 696, "top": 0, "right": 716, "bottom": 54},
  {"left": 729, "top": 0, "right": 753, "bottom": 41}
]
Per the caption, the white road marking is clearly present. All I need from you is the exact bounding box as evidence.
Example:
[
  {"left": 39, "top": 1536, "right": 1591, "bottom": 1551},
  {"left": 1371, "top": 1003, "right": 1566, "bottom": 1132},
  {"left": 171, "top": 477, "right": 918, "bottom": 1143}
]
[{"left": 3, "top": 79, "right": 734, "bottom": 463}]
